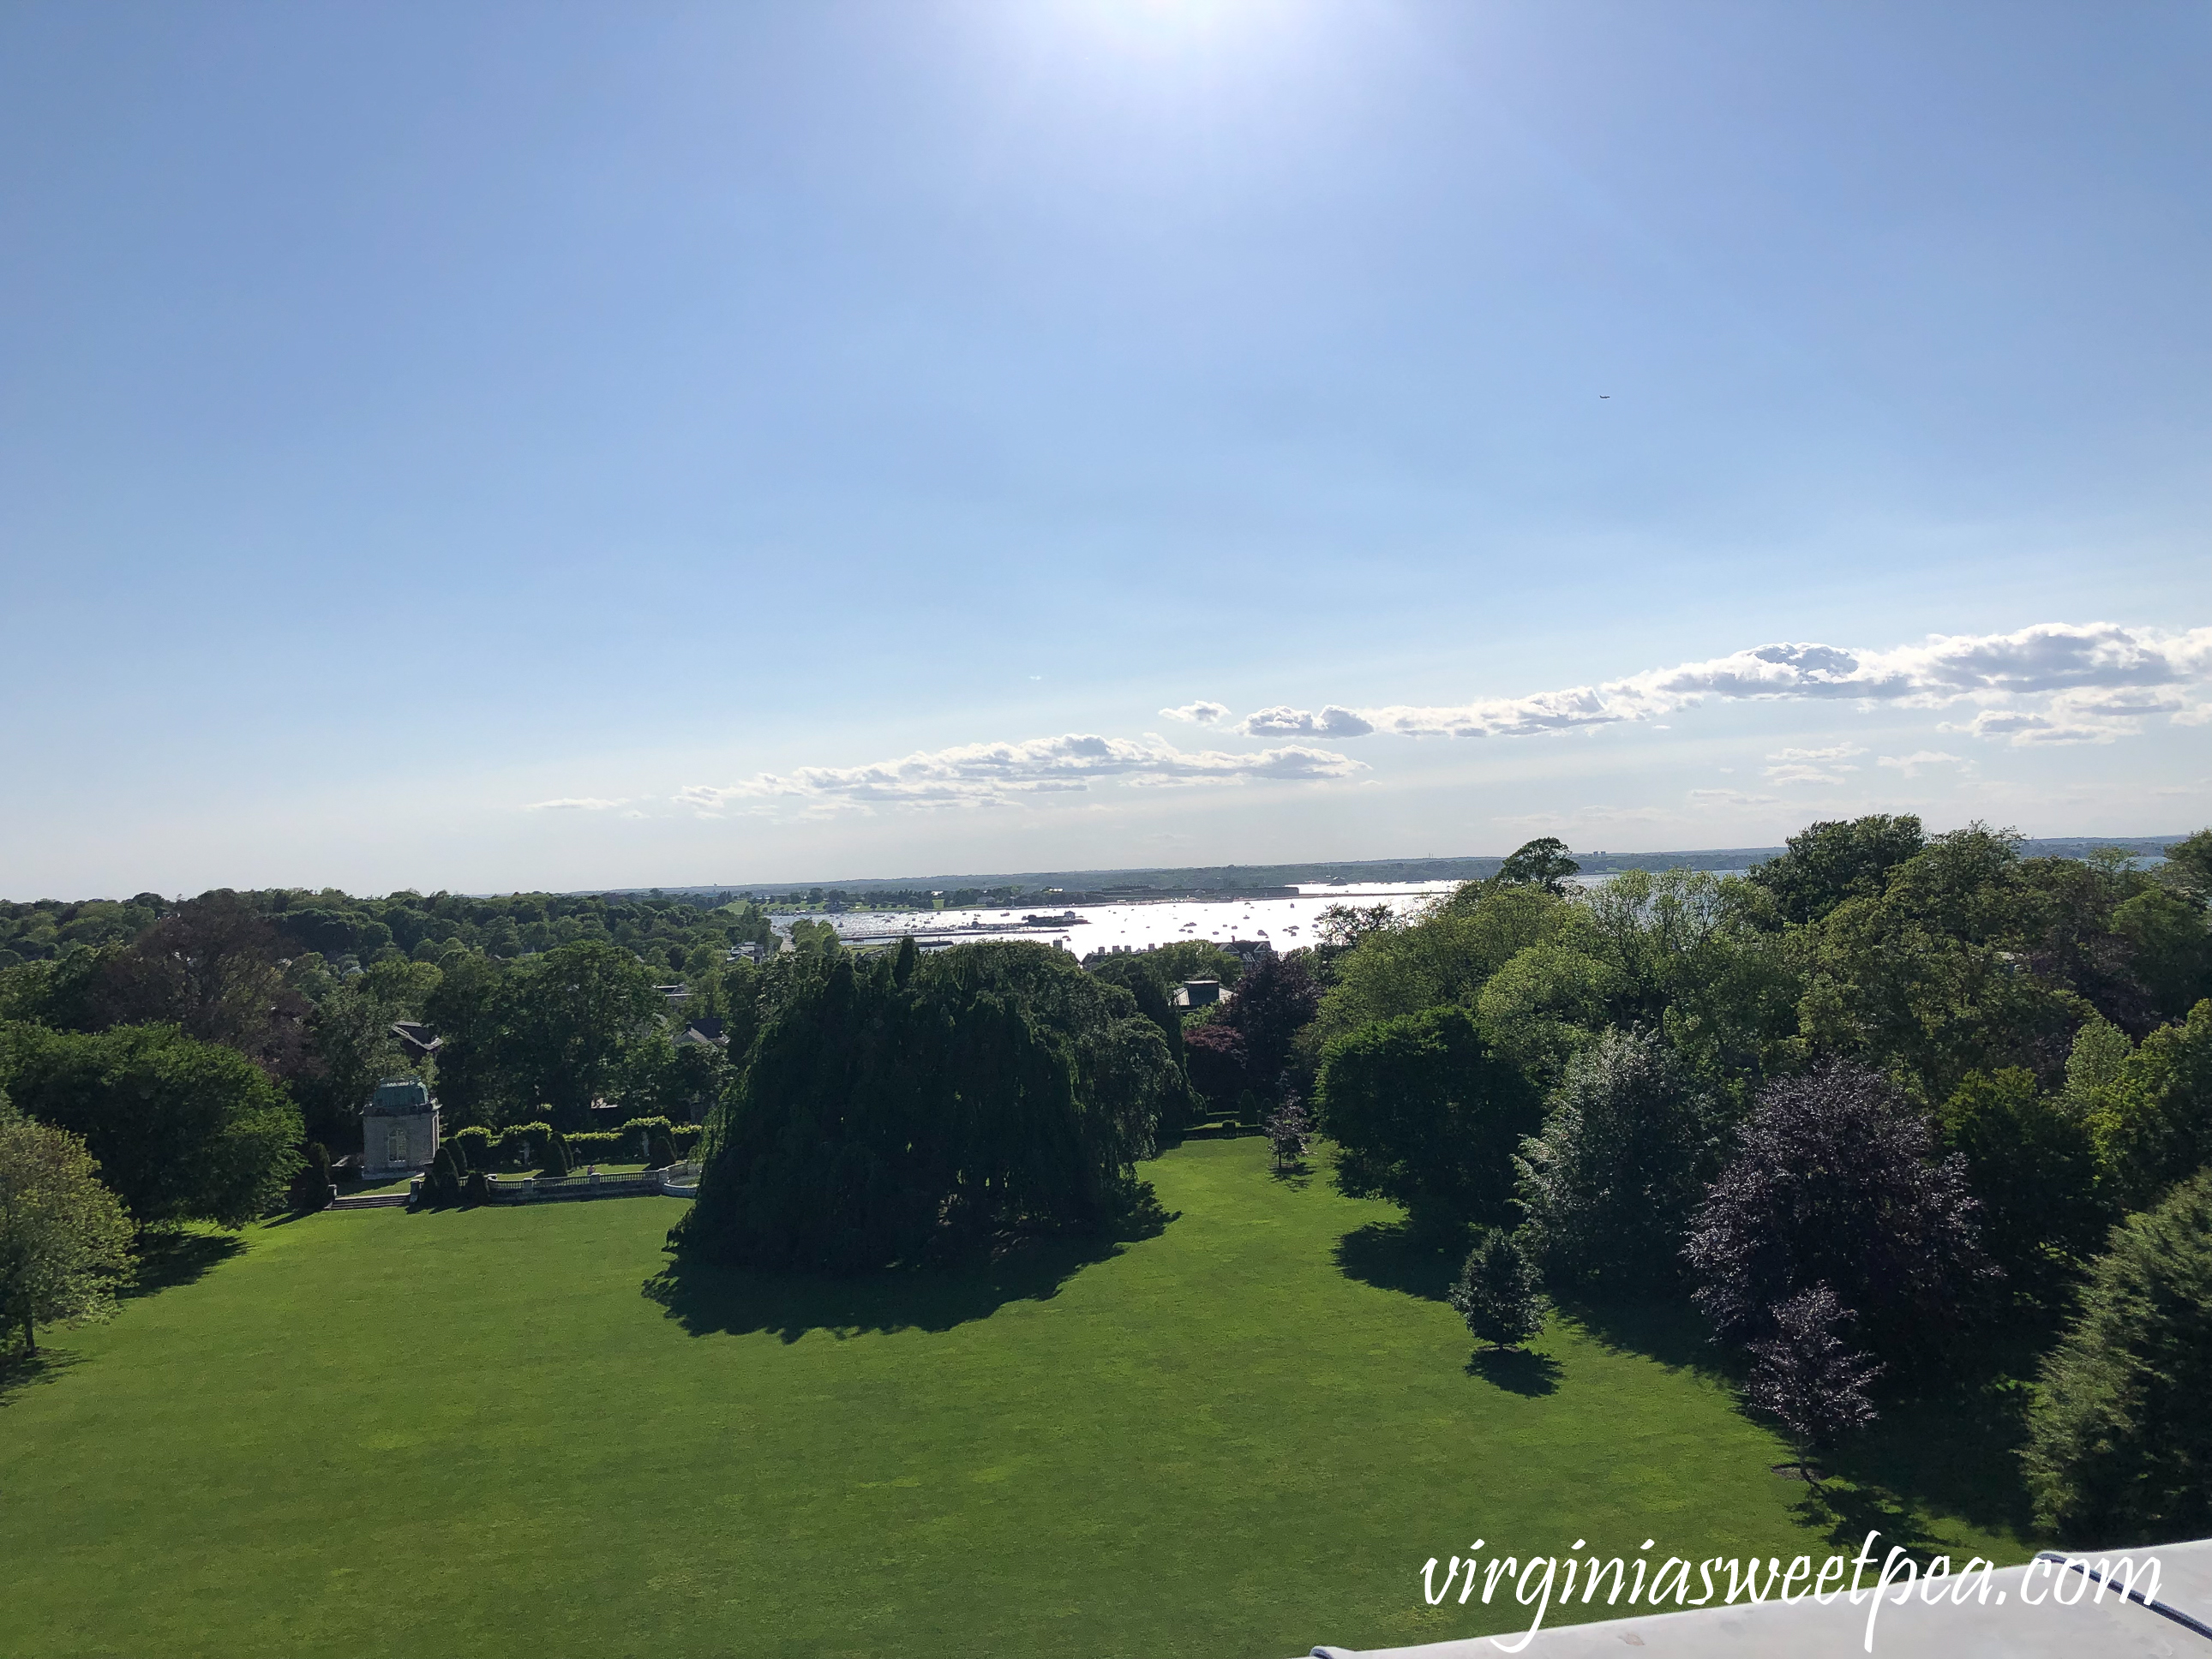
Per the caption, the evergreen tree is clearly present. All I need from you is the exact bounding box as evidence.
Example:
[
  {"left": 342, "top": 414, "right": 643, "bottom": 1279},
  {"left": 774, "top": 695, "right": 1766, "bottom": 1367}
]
[
  {"left": 1514, "top": 1027, "right": 1719, "bottom": 1293},
  {"left": 1448, "top": 1228, "right": 1549, "bottom": 1351},
  {"left": 2023, "top": 1170, "right": 2212, "bottom": 1543}
]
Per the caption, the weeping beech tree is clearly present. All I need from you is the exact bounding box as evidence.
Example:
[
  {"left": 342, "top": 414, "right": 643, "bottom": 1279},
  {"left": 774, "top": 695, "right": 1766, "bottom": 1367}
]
[{"left": 674, "top": 943, "right": 1179, "bottom": 1273}]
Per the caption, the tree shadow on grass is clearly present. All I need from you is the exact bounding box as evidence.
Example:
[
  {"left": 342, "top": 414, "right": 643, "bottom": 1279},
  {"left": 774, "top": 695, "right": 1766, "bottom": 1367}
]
[
  {"left": 1268, "top": 1159, "right": 1314, "bottom": 1192},
  {"left": 1805, "top": 1375, "right": 2041, "bottom": 1547},
  {"left": 1555, "top": 1294, "right": 1738, "bottom": 1383},
  {"left": 644, "top": 1206, "right": 1178, "bottom": 1344},
  {"left": 0, "top": 1347, "right": 86, "bottom": 1410},
  {"left": 1465, "top": 1348, "right": 1562, "bottom": 1396},
  {"left": 118, "top": 1231, "right": 246, "bottom": 1303},
  {"left": 1332, "top": 1221, "right": 1461, "bottom": 1303}
]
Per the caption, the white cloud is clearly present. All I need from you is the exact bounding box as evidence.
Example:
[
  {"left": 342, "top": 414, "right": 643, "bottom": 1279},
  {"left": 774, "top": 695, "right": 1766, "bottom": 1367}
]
[
  {"left": 1315, "top": 622, "right": 2212, "bottom": 745},
  {"left": 1159, "top": 700, "right": 1230, "bottom": 726},
  {"left": 1237, "top": 704, "right": 1377, "bottom": 738},
  {"left": 1879, "top": 750, "right": 1968, "bottom": 778},
  {"left": 524, "top": 797, "right": 625, "bottom": 812},
  {"left": 1763, "top": 764, "right": 1854, "bottom": 785},
  {"left": 1687, "top": 788, "right": 1781, "bottom": 806},
  {"left": 675, "top": 732, "right": 1364, "bottom": 812},
  {"left": 1767, "top": 743, "right": 1867, "bottom": 762}
]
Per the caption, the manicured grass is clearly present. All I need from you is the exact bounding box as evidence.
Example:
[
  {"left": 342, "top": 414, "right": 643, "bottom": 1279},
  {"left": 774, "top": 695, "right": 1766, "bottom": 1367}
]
[{"left": 0, "top": 1139, "right": 2034, "bottom": 1658}]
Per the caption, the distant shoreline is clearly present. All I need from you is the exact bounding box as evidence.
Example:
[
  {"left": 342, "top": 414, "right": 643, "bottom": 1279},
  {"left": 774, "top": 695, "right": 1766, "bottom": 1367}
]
[{"left": 608, "top": 835, "right": 2185, "bottom": 902}]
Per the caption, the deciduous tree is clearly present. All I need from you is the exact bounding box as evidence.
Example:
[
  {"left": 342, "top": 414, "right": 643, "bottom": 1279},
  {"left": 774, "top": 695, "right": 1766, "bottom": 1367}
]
[{"left": 0, "top": 1093, "right": 133, "bottom": 1354}]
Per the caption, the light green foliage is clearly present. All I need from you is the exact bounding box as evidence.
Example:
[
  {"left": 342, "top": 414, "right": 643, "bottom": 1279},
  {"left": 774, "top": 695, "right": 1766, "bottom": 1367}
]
[
  {"left": 1795, "top": 824, "right": 2086, "bottom": 1105},
  {"left": 2084, "top": 1000, "right": 2212, "bottom": 1214},
  {"left": 2023, "top": 1170, "right": 2212, "bottom": 1543},
  {"left": 0, "top": 1093, "right": 133, "bottom": 1351},
  {"left": 0, "top": 1025, "right": 301, "bottom": 1227},
  {"left": 1933, "top": 1068, "right": 2107, "bottom": 1279},
  {"left": 1310, "top": 882, "right": 1565, "bottom": 1050},
  {"left": 1474, "top": 934, "right": 1622, "bottom": 1083}
]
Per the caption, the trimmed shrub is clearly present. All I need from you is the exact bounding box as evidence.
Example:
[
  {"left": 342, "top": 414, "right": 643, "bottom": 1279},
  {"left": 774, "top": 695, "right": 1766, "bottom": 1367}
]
[
  {"left": 495, "top": 1121, "right": 551, "bottom": 1169},
  {"left": 463, "top": 1168, "right": 492, "bottom": 1206},
  {"left": 447, "top": 1125, "right": 494, "bottom": 1172},
  {"left": 563, "top": 1130, "right": 626, "bottom": 1166}
]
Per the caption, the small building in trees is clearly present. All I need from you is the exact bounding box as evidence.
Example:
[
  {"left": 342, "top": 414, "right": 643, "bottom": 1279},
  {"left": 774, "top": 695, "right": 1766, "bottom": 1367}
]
[
  {"left": 363, "top": 1079, "right": 441, "bottom": 1177},
  {"left": 1173, "top": 979, "right": 1232, "bottom": 1009}
]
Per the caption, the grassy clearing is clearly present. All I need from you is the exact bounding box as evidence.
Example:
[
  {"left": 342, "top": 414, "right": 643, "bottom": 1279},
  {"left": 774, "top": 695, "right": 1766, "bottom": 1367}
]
[{"left": 0, "top": 1138, "right": 2034, "bottom": 1659}]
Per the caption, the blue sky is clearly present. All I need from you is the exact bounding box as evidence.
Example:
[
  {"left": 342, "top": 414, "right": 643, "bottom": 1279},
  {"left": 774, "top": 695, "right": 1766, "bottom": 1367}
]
[{"left": 3, "top": 0, "right": 2206, "bottom": 898}]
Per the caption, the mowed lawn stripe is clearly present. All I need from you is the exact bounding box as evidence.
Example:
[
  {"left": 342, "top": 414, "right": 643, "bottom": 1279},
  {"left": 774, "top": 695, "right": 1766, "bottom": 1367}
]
[{"left": 0, "top": 1137, "right": 2027, "bottom": 1659}]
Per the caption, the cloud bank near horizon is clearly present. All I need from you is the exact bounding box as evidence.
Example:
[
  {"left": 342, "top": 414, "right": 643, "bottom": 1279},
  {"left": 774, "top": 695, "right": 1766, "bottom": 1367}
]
[
  {"left": 1233, "top": 622, "right": 2212, "bottom": 746},
  {"left": 577, "top": 621, "right": 2208, "bottom": 820},
  {"left": 674, "top": 733, "right": 1364, "bottom": 813}
]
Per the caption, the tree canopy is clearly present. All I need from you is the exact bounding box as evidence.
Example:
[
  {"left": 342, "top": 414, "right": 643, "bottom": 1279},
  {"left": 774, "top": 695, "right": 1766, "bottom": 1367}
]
[
  {"left": 677, "top": 943, "right": 1178, "bottom": 1273},
  {"left": 0, "top": 1093, "right": 133, "bottom": 1353},
  {"left": 0, "top": 1025, "right": 301, "bottom": 1227}
]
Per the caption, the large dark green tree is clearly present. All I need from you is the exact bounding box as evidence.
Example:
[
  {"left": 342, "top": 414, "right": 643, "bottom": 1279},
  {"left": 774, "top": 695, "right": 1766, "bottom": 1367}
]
[
  {"left": 1314, "top": 1005, "right": 1540, "bottom": 1236},
  {"left": 0, "top": 1024, "right": 301, "bottom": 1227},
  {"left": 1750, "top": 814, "right": 1924, "bottom": 925},
  {"left": 678, "top": 944, "right": 1178, "bottom": 1273}
]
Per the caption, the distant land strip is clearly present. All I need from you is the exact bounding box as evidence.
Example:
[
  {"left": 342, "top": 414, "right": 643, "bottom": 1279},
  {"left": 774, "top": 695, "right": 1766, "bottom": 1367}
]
[{"left": 601, "top": 835, "right": 2186, "bottom": 901}]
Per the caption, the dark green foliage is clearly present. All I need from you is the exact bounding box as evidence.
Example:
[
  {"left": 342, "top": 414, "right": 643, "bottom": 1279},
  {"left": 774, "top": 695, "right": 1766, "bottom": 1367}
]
[
  {"left": 1448, "top": 1228, "right": 1549, "bottom": 1350},
  {"left": 1686, "top": 1063, "right": 1992, "bottom": 1363},
  {"left": 422, "top": 940, "right": 666, "bottom": 1129},
  {"left": 420, "top": 1145, "right": 464, "bottom": 1207},
  {"left": 0, "top": 1022, "right": 302, "bottom": 1226},
  {"left": 892, "top": 935, "right": 919, "bottom": 988},
  {"left": 1314, "top": 1005, "right": 1542, "bottom": 1235},
  {"left": 1083, "top": 949, "right": 1198, "bottom": 1122},
  {"left": 1934, "top": 1068, "right": 2108, "bottom": 1279},
  {"left": 2085, "top": 999, "right": 2212, "bottom": 1213},
  {"left": 445, "top": 1125, "right": 493, "bottom": 1171},
  {"left": 1744, "top": 1285, "right": 1882, "bottom": 1478},
  {"left": 463, "top": 1167, "right": 492, "bottom": 1205},
  {"left": 1750, "top": 813, "right": 1925, "bottom": 925},
  {"left": 1219, "top": 950, "right": 1322, "bottom": 1103},
  {"left": 648, "top": 1132, "right": 678, "bottom": 1168},
  {"left": 1182, "top": 1024, "right": 1248, "bottom": 1111},
  {"left": 1494, "top": 837, "right": 1580, "bottom": 895},
  {"left": 1514, "top": 1027, "right": 1721, "bottom": 1293},
  {"left": 2023, "top": 1171, "right": 2212, "bottom": 1543},
  {"left": 290, "top": 1141, "right": 334, "bottom": 1212},
  {"left": 678, "top": 944, "right": 1178, "bottom": 1273},
  {"left": 542, "top": 1134, "right": 572, "bottom": 1177}
]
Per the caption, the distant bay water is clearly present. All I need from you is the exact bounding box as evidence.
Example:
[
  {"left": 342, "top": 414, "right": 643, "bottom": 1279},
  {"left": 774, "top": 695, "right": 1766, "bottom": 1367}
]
[{"left": 776, "top": 873, "right": 1752, "bottom": 957}]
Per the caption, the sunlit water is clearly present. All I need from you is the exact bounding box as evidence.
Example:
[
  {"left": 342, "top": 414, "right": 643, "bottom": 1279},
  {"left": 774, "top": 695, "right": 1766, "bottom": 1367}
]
[{"left": 775, "top": 882, "right": 1462, "bottom": 956}]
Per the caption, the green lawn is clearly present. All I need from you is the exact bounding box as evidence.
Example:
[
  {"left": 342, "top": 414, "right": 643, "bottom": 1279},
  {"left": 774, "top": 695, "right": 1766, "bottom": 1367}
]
[{"left": 0, "top": 1138, "right": 2035, "bottom": 1659}]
